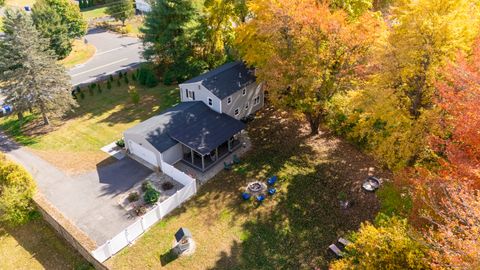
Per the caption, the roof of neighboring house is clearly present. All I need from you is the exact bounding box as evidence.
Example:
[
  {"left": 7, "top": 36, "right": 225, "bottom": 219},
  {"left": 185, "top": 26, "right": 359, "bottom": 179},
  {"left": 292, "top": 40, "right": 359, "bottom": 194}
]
[
  {"left": 125, "top": 102, "right": 245, "bottom": 155},
  {"left": 181, "top": 61, "right": 256, "bottom": 100}
]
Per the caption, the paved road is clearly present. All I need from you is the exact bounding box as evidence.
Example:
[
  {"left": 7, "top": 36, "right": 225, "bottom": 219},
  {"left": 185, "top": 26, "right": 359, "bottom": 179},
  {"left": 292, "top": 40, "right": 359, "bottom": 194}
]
[
  {"left": 69, "top": 28, "right": 143, "bottom": 86},
  {"left": 0, "top": 132, "right": 152, "bottom": 245}
]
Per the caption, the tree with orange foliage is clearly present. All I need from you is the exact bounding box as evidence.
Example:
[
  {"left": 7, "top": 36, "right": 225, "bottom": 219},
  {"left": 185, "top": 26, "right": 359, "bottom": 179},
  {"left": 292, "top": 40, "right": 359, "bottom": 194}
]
[
  {"left": 235, "top": 0, "right": 382, "bottom": 134},
  {"left": 416, "top": 38, "right": 480, "bottom": 269}
]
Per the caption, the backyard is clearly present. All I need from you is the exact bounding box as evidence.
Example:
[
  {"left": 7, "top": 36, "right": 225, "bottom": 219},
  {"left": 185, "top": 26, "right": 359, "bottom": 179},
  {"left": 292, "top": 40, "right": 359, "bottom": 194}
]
[
  {"left": 0, "top": 219, "right": 90, "bottom": 269},
  {"left": 105, "top": 107, "right": 392, "bottom": 269},
  {"left": 0, "top": 79, "right": 179, "bottom": 174}
]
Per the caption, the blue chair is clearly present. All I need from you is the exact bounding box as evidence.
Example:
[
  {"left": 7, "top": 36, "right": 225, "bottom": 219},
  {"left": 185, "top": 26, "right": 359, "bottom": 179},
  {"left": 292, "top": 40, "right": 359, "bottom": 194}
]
[
  {"left": 267, "top": 176, "right": 278, "bottom": 186},
  {"left": 256, "top": 195, "right": 265, "bottom": 202},
  {"left": 268, "top": 188, "right": 276, "bottom": 196},
  {"left": 242, "top": 192, "right": 251, "bottom": 200}
]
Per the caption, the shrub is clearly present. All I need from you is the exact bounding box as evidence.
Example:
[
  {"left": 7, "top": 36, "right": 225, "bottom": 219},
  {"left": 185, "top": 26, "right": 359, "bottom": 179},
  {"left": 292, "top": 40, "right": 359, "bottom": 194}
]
[
  {"left": 107, "top": 80, "right": 112, "bottom": 89},
  {"left": 118, "top": 71, "right": 123, "bottom": 78},
  {"left": 79, "top": 90, "right": 85, "bottom": 99},
  {"left": 131, "top": 73, "right": 137, "bottom": 81},
  {"left": 161, "top": 181, "right": 174, "bottom": 191},
  {"left": 144, "top": 187, "right": 160, "bottom": 204},
  {"left": 90, "top": 83, "right": 96, "bottom": 89},
  {"left": 88, "top": 87, "right": 94, "bottom": 96},
  {"left": 137, "top": 65, "right": 157, "bottom": 86},
  {"left": 124, "top": 75, "right": 129, "bottom": 84},
  {"left": 127, "top": 192, "right": 139, "bottom": 202},
  {"left": 128, "top": 86, "right": 140, "bottom": 104},
  {"left": 116, "top": 138, "right": 125, "bottom": 148},
  {"left": 146, "top": 73, "right": 159, "bottom": 88},
  {"left": 117, "top": 79, "right": 121, "bottom": 87},
  {"left": 142, "top": 181, "right": 153, "bottom": 192},
  {"left": 134, "top": 205, "right": 147, "bottom": 216},
  {"left": 109, "top": 74, "right": 114, "bottom": 82},
  {"left": 75, "top": 85, "right": 81, "bottom": 94},
  {"left": 0, "top": 154, "right": 37, "bottom": 226},
  {"left": 97, "top": 83, "right": 102, "bottom": 93}
]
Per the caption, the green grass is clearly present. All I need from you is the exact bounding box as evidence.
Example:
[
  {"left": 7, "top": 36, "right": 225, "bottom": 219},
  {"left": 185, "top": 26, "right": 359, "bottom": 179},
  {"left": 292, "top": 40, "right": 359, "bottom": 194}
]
[
  {"left": 106, "top": 108, "right": 392, "bottom": 269},
  {"left": 81, "top": 6, "right": 108, "bottom": 20},
  {"left": 377, "top": 182, "right": 413, "bottom": 217},
  {"left": 0, "top": 219, "right": 91, "bottom": 270},
  {"left": 0, "top": 77, "right": 180, "bottom": 172}
]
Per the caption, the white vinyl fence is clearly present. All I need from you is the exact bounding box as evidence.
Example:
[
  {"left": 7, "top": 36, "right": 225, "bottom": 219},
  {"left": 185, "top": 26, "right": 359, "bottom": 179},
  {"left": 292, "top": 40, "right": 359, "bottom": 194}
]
[{"left": 92, "top": 163, "right": 197, "bottom": 262}]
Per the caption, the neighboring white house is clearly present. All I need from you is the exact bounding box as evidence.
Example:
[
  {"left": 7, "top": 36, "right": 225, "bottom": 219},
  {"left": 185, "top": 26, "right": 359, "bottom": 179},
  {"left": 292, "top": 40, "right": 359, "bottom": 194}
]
[
  {"left": 135, "top": 0, "right": 151, "bottom": 13},
  {"left": 124, "top": 61, "right": 264, "bottom": 172}
]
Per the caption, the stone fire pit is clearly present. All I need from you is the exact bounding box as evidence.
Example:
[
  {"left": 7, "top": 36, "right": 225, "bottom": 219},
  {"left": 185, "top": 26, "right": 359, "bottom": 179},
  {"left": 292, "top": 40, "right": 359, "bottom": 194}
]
[{"left": 246, "top": 181, "right": 267, "bottom": 196}]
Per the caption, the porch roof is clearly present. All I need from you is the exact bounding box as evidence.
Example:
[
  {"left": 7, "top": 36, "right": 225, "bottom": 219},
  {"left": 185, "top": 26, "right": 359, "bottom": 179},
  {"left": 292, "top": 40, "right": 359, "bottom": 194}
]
[{"left": 169, "top": 107, "right": 245, "bottom": 156}]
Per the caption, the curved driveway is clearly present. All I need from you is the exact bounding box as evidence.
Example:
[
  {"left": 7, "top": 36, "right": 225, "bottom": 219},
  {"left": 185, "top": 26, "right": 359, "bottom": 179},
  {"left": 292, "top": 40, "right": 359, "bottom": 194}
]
[{"left": 69, "top": 28, "right": 143, "bottom": 86}]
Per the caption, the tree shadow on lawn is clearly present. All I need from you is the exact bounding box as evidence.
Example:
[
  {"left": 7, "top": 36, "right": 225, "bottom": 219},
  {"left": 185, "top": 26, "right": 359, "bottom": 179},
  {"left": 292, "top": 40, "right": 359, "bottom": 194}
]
[
  {"left": 0, "top": 219, "right": 91, "bottom": 270},
  {"left": 203, "top": 109, "right": 392, "bottom": 269}
]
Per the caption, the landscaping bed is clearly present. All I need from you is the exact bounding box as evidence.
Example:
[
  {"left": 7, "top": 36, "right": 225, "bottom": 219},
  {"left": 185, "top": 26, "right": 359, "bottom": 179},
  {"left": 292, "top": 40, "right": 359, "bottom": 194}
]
[{"left": 106, "top": 106, "right": 392, "bottom": 269}]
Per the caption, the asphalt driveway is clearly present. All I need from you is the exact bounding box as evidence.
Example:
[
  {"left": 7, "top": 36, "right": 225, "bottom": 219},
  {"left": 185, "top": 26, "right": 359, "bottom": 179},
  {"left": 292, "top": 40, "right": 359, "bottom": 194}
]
[
  {"left": 0, "top": 131, "right": 152, "bottom": 245},
  {"left": 69, "top": 28, "right": 143, "bottom": 86}
]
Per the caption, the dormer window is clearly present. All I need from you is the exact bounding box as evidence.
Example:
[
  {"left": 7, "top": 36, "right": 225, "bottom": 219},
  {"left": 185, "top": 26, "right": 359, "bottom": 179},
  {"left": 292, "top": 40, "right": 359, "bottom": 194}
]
[
  {"left": 234, "top": 108, "right": 240, "bottom": 116},
  {"left": 185, "top": 89, "right": 195, "bottom": 100},
  {"left": 208, "top": 97, "right": 213, "bottom": 106},
  {"left": 227, "top": 96, "right": 232, "bottom": 104},
  {"left": 245, "top": 102, "right": 249, "bottom": 109},
  {"left": 242, "top": 88, "right": 246, "bottom": 96}
]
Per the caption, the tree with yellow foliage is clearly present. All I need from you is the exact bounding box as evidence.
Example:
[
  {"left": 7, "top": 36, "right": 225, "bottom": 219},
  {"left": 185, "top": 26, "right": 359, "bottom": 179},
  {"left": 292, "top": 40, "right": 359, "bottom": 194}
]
[
  {"left": 328, "top": 0, "right": 480, "bottom": 169},
  {"left": 236, "top": 0, "right": 382, "bottom": 134}
]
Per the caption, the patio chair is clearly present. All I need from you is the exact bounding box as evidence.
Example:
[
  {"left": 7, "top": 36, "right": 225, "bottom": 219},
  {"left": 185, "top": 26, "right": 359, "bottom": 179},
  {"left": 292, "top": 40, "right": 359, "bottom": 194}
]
[
  {"left": 268, "top": 188, "right": 276, "bottom": 196},
  {"left": 233, "top": 154, "right": 241, "bottom": 164},
  {"left": 328, "top": 244, "right": 344, "bottom": 258},
  {"left": 224, "top": 161, "right": 232, "bottom": 170},
  {"left": 338, "top": 237, "right": 351, "bottom": 247},
  {"left": 267, "top": 176, "right": 278, "bottom": 186},
  {"left": 256, "top": 195, "right": 265, "bottom": 203},
  {"left": 242, "top": 192, "right": 251, "bottom": 200}
]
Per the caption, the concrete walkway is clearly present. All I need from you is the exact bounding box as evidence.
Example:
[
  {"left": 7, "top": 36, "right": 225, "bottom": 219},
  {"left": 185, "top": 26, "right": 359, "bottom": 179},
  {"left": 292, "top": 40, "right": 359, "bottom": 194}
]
[{"left": 0, "top": 132, "right": 151, "bottom": 246}]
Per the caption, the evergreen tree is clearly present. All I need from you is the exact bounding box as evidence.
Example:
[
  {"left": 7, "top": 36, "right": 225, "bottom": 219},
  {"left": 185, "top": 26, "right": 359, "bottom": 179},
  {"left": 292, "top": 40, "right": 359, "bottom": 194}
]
[
  {"left": 142, "top": 0, "right": 205, "bottom": 82},
  {"left": 0, "top": 9, "right": 77, "bottom": 125},
  {"left": 33, "top": 0, "right": 86, "bottom": 40},
  {"left": 0, "top": 0, "right": 5, "bottom": 7},
  {"left": 106, "top": 0, "right": 134, "bottom": 26}
]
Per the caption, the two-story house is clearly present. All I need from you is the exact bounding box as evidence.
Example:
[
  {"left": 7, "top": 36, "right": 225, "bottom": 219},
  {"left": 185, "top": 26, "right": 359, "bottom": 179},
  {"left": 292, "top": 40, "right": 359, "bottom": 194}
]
[{"left": 124, "top": 61, "right": 264, "bottom": 173}]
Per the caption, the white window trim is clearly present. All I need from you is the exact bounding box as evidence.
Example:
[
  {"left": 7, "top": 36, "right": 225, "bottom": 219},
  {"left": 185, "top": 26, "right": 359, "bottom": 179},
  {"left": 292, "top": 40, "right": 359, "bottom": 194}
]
[{"left": 254, "top": 95, "right": 260, "bottom": 105}]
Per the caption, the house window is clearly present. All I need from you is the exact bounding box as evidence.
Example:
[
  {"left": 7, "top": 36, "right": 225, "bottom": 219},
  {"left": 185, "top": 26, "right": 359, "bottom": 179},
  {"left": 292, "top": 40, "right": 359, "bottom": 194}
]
[
  {"left": 186, "top": 89, "right": 195, "bottom": 100},
  {"left": 254, "top": 96, "right": 260, "bottom": 105},
  {"left": 242, "top": 88, "right": 246, "bottom": 96},
  {"left": 227, "top": 96, "right": 232, "bottom": 104},
  {"left": 208, "top": 97, "right": 213, "bottom": 106},
  {"left": 234, "top": 108, "right": 240, "bottom": 116},
  {"left": 245, "top": 102, "right": 249, "bottom": 109}
]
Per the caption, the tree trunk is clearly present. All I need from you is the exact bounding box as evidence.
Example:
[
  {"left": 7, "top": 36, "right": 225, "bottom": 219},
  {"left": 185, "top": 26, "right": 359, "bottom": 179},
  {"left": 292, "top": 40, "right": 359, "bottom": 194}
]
[
  {"left": 39, "top": 103, "right": 50, "bottom": 125},
  {"left": 305, "top": 112, "right": 321, "bottom": 135},
  {"left": 17, "top": 112, "right": 24, "bottom": 121}
]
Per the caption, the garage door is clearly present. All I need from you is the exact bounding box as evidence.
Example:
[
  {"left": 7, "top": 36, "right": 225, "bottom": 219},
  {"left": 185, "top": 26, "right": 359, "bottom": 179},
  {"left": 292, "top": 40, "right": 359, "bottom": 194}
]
[{"left": 128, "top": 140, "right": 158, "bottom": 167}]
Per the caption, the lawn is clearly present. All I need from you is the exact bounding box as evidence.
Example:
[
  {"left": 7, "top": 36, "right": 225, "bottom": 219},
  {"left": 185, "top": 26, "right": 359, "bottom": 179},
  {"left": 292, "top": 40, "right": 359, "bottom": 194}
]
[
  {"left": 59, "top": 40, "right": 96, "bottom": 68},
  {"left": 106, "top": 107, "right": 392, "bottom": 269},
  {"left": 81, "top": 6, "right": 108, "bottom": 21},
  {"left": 0, "top": 219, "right": 90, "bottom": 270},
  {"left": 0, "top": 79, "right": 180, "bottom": 174}
]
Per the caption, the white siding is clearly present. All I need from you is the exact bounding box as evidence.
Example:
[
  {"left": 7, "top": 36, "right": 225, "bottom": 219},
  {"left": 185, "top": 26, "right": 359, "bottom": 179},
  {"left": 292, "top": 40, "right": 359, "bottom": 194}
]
[
  {"left": 161, "top": 143, "right": 183, "bottom": 165},
  {"left": 179, "top": 82, "right": 222, "bottom": 113},
  {"left": 128, "top": 140, "right": 157, "bottom": 166},
  {"left": 221, "top": 82, "right": 264, "bottom": 119}
]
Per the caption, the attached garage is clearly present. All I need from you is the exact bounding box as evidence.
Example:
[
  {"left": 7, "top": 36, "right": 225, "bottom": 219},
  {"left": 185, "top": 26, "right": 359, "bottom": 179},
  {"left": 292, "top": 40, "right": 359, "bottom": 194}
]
[{"left": 127, "top": 140, "right": 157, "bottom": 167}]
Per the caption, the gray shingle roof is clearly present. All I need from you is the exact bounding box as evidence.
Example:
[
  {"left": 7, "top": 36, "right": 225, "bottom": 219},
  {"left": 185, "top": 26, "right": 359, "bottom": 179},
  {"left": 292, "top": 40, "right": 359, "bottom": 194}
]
[
  {"left": 125, "top": 102, "right": 245, "bottom": 155},
  {"left": 182, "top": 61, "right": 256, "bottom": 99}
]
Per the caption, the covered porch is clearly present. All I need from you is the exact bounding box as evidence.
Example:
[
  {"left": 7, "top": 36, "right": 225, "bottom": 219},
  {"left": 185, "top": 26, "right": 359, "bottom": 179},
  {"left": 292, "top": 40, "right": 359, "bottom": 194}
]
[{"left": 181, "top": 134, "right": 242, "bottom": 172}]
